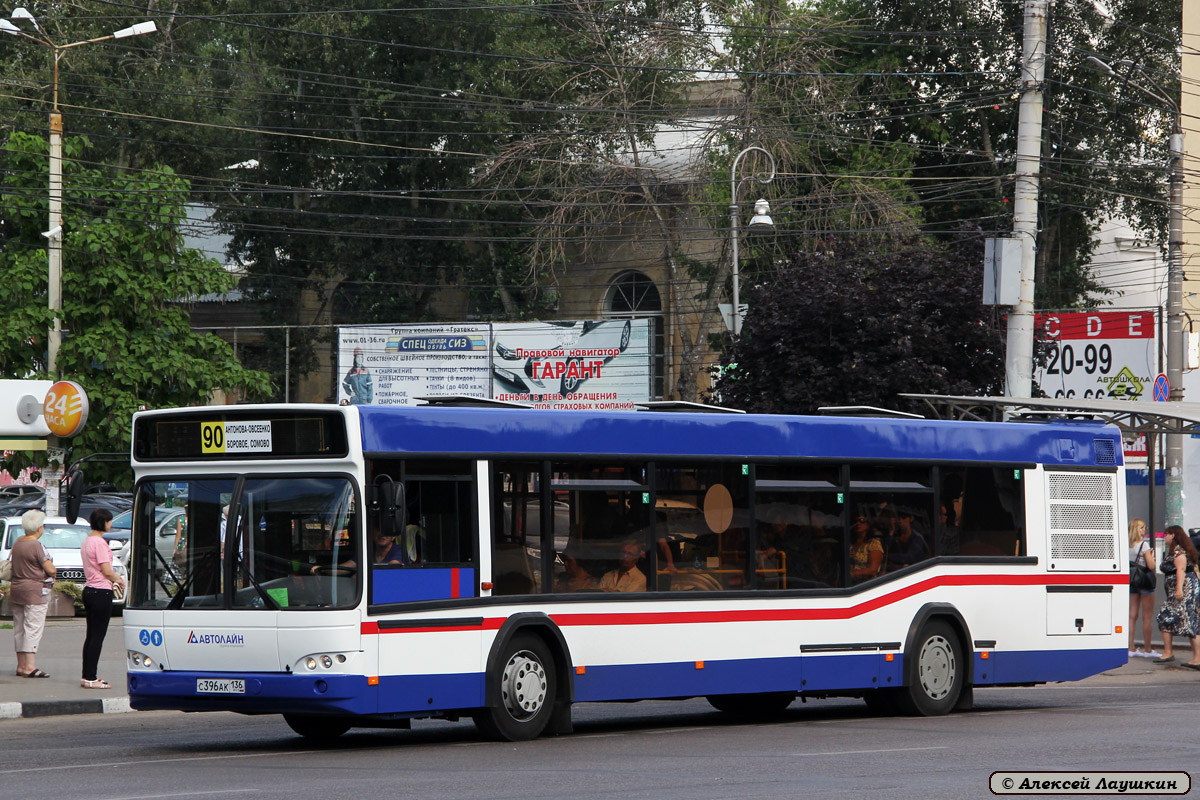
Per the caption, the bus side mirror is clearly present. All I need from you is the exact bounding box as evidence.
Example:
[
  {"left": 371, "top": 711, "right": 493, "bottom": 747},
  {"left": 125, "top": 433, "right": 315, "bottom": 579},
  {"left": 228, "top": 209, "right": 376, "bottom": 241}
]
[
  {"left": 373, "top": 477, "right": 406, "bottom": 539},
  {"left": 64, "top": 468, "right": 86, "bottom": 524}
]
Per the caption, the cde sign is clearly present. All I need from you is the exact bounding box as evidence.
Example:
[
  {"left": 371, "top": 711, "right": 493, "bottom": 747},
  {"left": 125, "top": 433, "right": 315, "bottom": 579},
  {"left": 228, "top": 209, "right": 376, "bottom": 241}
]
[
  {"left": 43, "top": 380, "right": 90, "bottom": 438},
  {"left": 1034, "top": 311, "right": 1157, "bottom": 401}
]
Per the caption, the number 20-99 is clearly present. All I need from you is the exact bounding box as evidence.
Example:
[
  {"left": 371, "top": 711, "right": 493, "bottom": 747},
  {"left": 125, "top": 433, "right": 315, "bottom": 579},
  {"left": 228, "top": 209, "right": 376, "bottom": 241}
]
[{"left": 1045, "top": 343, "right": 1111, "bottom": 375}]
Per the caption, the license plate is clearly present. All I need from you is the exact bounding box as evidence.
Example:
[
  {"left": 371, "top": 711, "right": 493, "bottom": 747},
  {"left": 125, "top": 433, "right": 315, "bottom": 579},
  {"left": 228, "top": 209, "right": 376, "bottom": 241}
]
[{"left": 196, "top": 678, "right": 245, "bottom": 694}]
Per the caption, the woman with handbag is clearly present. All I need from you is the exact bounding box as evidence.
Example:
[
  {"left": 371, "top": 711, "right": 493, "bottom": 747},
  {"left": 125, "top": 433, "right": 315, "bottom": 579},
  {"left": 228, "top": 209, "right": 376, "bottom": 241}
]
[
  {"left": 80, "top": 508, "right": 126, "bottom": 689},
  {"left": 1154, "top": 526, "right": 1200, "bottom": 667},
  {"left": 1128, "top": 519, "right": 1160, "bottom": 658},
  {"left": 10, "top": 509, "right": 56, "bottom": 678}
]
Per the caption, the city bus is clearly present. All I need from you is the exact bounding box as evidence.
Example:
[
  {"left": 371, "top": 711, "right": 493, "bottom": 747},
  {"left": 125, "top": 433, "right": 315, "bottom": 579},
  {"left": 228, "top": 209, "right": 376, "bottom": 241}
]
[{"left": 119, "top": 402, "right": 1128, "bottom": 741}]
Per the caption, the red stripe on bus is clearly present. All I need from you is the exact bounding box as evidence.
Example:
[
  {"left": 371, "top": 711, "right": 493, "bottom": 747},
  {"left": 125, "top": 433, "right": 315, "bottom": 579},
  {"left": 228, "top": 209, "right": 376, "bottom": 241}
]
[
  {"left": 360, "top": 574, "right": 1123, "bottom": 634},
  {"left": 451, "top": 568, "right": 460, "bottom": 599}
]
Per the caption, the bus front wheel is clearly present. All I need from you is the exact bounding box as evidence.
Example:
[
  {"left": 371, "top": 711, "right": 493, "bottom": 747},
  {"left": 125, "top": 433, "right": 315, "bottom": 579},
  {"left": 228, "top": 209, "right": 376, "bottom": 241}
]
[
  {"left": 898, "top": 620, "right": 963, "bottom": 716},
  {"left": 283, "top": 713, "right": 352, "bottom": 740},
  {"left": 474, "top": 633, "right": 557, "bottom": 741}
]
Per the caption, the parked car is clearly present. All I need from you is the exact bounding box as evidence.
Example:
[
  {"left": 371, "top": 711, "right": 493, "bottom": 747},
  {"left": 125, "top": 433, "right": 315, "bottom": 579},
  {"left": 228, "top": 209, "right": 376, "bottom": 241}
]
[
  {"left": 0, "top": 516, "right": 127, "bottom": 609},
  {"left": 104, "top": 507, "right": 185, "bottom": 575},
  {"left": 0, "top": 484, "right": 44, "bottom": 499},
  {"left": 0, "top": 495, "right": 45, "bottom": 517},
  {"left": 61, "top": 491, "right": 133, "bottom": 520}
]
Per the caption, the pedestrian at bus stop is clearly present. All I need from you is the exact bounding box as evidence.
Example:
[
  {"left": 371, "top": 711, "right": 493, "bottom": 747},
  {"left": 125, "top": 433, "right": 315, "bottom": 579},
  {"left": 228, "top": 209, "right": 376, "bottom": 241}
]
[
  {"left": 10, "top": 509, "right": 55, "bottom": 678},
  {"left": 80, "top": 508, "right": 126, "bottom": 689},
  {"left": 1153, "top": 526, "right": 1200, "bottom": 668},
  {"left": 1127, "top": 518, "right": 1160, "bottom": 658}
]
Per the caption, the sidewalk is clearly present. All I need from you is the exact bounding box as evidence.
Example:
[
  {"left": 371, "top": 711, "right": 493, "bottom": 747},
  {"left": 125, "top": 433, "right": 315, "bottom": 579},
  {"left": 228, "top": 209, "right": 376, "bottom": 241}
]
[{"left": 0, "top": 617, "right": 130, "bottom": 719}]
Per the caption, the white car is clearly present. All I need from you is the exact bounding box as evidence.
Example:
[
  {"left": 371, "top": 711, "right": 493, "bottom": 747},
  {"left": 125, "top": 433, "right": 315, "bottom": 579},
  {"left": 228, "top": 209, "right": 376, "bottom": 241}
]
[{"left": 1, "top": 516, "right": 127, "bottom": 608}]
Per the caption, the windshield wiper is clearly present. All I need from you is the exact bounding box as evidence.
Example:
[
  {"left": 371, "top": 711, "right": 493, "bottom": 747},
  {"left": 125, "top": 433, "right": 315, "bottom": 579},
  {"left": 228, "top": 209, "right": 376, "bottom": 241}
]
[
  {"left": 166, "top": 551, "right": 218, "bottom": 610},
  {"left": 236, "top": 556, "right": 279, "bottom": 610}
]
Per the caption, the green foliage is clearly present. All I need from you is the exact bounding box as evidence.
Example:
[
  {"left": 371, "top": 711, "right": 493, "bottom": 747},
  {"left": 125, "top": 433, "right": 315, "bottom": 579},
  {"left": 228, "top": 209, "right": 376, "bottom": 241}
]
[
  {"left": 711, "top": 234, "right": 1006, "bottom": 413},
  {"left": 52, "top": 580, "right": 85, "bottom": 610},
  {"left": 0, "top": 132, "right": 271, "bottom": 475},
  {"left": 826, "top": 0, "right": 1179, "bottom": 307}
]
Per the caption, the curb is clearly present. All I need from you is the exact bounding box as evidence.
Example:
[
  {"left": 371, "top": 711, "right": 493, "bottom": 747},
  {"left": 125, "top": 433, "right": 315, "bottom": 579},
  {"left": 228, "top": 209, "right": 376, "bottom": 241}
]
[{"left": 0, "top": 696, "right": 132, "bottom": 720}]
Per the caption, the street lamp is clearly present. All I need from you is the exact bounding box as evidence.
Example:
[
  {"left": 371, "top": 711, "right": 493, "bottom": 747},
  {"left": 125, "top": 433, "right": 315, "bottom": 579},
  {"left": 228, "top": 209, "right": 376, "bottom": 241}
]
[
  {"left": 1087, "top": 55, "right": 1185, "bottom": 528},
  {"left": 729, "top": 146, "right": 776, "bottom": 336},
  {"left": 2, "top": 9, "right": 157, "bottom": 377}
]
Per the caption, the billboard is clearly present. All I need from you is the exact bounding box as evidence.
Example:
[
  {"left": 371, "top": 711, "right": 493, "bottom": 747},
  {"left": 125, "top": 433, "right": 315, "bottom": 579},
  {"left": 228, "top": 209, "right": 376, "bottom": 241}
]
[
  {"left": 337, "top": 320, "right": 651, "bottom": 411},
  {"left": 1035, "top": 310, "right": 1158, "bottom": 462},
  {"left": 1035, "top": 311, "right": 1158, "bottom": 401}
]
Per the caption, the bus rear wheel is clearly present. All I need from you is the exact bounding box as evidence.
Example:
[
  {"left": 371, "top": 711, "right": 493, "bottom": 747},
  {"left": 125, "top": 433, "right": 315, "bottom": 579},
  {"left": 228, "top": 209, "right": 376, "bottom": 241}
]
[
  {"left": 283, "top": 713, "right": 353, "bottom": 740},
  {"left": 706, "top": 691, "right": 795, "bottom": 718},
  {"left": 897, "top": 620, "right": 963, "bottom": 716},
  {"left": 473, "top": 633, "right": 557, "bottom": 741}
]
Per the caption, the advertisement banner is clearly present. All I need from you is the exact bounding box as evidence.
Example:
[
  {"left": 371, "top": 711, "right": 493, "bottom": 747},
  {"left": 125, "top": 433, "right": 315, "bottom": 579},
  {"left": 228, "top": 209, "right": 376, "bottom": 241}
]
[
  {"left": 337, "top": 324, "right": 491, "bottom": 406},
  {"left": 491, "top": 320, "right": 650, "bottom": 410},
  {"left": 1035, "top": 311, "right": 1158, "bottom": 461},
  {"left": 1035, "top": 311, "right": 1158, "bottom": 401},
  {"left": 337, "top": 319, "right": 651, "bottom": 410}
]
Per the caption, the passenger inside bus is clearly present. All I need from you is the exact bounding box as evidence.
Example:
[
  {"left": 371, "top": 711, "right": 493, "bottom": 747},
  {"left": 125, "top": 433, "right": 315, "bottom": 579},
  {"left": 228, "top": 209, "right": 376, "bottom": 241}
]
[
  {"left": 554, "top": 550, "right": 598, "bottom": 592},
  {"left": 885, "top": 509, "right": 929, "bottom": 571},
  {"left": 598, "top": 539, "right": 647, "bottom": 592},
  {"left": 849, "top": 515, "right": 884, "bottom": 582}
]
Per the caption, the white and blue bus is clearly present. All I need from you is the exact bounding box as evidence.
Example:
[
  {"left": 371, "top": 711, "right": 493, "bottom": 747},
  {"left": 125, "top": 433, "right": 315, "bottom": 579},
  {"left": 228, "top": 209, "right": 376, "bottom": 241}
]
[{"left": 121, "top": 403, "right": 1127, "bottom": 740}]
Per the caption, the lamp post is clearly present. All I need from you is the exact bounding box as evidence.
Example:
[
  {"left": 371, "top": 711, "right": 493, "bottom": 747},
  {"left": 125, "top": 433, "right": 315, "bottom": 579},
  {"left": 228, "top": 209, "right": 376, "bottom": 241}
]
[
  {"left": 1087, "top": 55, "right": 1185, "bottom": 528},
  {"left": 2, "top": 10, "right": 157, "bottom": 377},
  {"left": 729, "top": 146, "right": 776, "bottom": 336}
]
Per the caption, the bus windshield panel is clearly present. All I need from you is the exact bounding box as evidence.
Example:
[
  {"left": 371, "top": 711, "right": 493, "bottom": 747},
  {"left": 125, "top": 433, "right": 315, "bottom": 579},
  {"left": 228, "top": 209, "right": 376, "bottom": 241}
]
[{"left": 128, "top": 476, "right": 360, "bottom": 610}]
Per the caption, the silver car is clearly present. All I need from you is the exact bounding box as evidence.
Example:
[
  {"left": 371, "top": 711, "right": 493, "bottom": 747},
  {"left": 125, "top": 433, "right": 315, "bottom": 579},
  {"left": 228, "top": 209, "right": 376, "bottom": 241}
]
[{"left": 0, "top": 516, "right": 127, "bottom": 608}]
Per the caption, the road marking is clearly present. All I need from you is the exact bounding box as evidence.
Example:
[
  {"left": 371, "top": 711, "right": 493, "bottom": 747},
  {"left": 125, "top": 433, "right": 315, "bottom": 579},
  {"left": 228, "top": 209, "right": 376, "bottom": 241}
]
[
  {"left": 789, "top": 746, "right": 948, "bottom": 757},
  {"left": 98, "top": 792, "right": 248, "bottom": 800},
  {"left": 0, "top": 749, "right": 323, "bottom": 775}
]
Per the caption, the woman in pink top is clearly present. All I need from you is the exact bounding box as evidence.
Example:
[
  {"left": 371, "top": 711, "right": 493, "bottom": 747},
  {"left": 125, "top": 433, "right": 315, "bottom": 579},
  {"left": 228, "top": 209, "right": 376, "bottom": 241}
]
[{"left": 80, "top": 508, "right": 125, "bottom": 689}]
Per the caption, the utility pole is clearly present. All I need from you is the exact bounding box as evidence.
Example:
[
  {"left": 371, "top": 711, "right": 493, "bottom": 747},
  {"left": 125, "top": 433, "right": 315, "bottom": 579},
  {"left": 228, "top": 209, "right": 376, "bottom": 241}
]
[
  {"left": 1087, "top": 55, "right": 1185, "bottom": 527},
  {"left": 1166, "top": 128, "right": 1184, "bottom": 526},
  {"left": 1004, "top": 0, "right": 1049, "bottom": 398}
]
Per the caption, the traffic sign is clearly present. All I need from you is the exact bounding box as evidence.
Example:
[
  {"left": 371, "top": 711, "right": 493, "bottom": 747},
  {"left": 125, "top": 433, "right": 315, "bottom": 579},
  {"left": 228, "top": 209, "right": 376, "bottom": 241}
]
[
  {"left": 43, "top": 380, "right": 89, "bottom": 437},
  {"left": 1153, "top": 373, "right": 1169, "bottom": 402}
]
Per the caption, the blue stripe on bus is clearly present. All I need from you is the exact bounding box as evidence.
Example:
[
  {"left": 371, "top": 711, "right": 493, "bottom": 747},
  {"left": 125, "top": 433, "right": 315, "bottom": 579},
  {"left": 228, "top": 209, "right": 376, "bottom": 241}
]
[
  {"left": 127, "top": 672, "right": 377, "bottom": 715},
  {"left": 372, "top": 568, "right": 476, "bottom": 604},
  {"left": 973, "top": 646, "right": 1127, "bottom": 685},
  {"left": 127, "top": 647, "right": 1127, "bottom": 716},
  {"left": 358, "top": 406, "right": 1120, "bottom": 467}
]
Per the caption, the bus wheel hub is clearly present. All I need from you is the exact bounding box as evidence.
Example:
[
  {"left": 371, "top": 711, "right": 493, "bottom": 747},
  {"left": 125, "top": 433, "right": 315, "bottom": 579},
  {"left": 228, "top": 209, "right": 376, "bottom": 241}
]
[{"left": 500, "top": 649, "right": 548, "bottom": 719}]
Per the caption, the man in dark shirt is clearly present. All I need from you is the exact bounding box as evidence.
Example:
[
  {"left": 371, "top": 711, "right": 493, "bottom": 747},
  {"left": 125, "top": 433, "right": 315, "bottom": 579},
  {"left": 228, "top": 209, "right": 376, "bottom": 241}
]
[{"left": 886, "top": 510, "right": 929, "bottom": 570}]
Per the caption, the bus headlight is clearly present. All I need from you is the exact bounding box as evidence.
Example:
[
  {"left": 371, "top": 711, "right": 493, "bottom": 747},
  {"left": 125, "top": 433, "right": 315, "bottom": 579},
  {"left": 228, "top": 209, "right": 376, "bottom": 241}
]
[
  {"left": 297, "top": 653, "right": 351, "bottom": 671},
  {"left": 129, "top": 650, "right": 154, "bottom": 668}
]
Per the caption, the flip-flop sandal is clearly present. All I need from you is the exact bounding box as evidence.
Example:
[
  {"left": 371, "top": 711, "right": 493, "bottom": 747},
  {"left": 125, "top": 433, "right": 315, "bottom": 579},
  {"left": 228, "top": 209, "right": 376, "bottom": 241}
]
[
  {"left": 1180, "top": 663, "right": 1200, "bottom": 671},
  {"left": 80, "top": 679, "right": 111, "bottom": 689},
  {"left": 23, "top": 669, "right": 50, "bottom": 678}
]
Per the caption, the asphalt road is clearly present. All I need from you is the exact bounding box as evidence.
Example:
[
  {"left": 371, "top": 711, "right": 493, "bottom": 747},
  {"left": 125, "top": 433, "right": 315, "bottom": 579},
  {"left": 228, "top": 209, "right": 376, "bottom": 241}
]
[{"left": 1, "top": 676, "right": 1196, "bottom": 800}]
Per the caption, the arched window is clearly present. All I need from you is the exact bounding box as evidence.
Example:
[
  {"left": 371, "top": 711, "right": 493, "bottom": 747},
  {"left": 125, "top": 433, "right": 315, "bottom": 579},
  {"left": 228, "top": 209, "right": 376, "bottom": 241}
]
[{"left": 604, "top": 271, "right": 665, "bottom": 399}]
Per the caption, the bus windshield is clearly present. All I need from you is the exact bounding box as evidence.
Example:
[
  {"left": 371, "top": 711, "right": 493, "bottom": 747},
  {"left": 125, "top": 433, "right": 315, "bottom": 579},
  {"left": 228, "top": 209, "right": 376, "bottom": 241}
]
[{"left": 128, "top": 476, "right": 360, "bottom": 610}]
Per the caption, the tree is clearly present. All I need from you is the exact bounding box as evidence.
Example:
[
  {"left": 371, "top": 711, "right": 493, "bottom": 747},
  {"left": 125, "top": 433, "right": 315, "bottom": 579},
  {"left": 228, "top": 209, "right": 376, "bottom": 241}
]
[
  {"left": 0, "top": 132, "right": 270, "bottom": 476},
  {"left": 827, "top": 0, "right": 1180, "bottom": 308},
  {"left": 710, "top": 234, "right": 1005, "bottom": 414}
]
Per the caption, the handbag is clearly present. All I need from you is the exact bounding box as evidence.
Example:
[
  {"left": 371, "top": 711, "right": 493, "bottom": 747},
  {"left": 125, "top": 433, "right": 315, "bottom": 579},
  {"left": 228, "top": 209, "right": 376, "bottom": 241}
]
[
  {"left": 1130, "top": 542, "right": 1156, "bottom": 592},
  {"left": 0, "top": 558, "right": 11, "bottom": 582}
]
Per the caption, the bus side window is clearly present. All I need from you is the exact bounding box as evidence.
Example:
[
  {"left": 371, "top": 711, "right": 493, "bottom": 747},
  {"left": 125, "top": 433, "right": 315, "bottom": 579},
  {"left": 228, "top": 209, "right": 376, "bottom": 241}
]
[
  {"left": 492, "top": 463, "right": 541, "bottom": 596},
  {"left": 955, "top": 467, "right": 1024, "bottom": 557}
]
